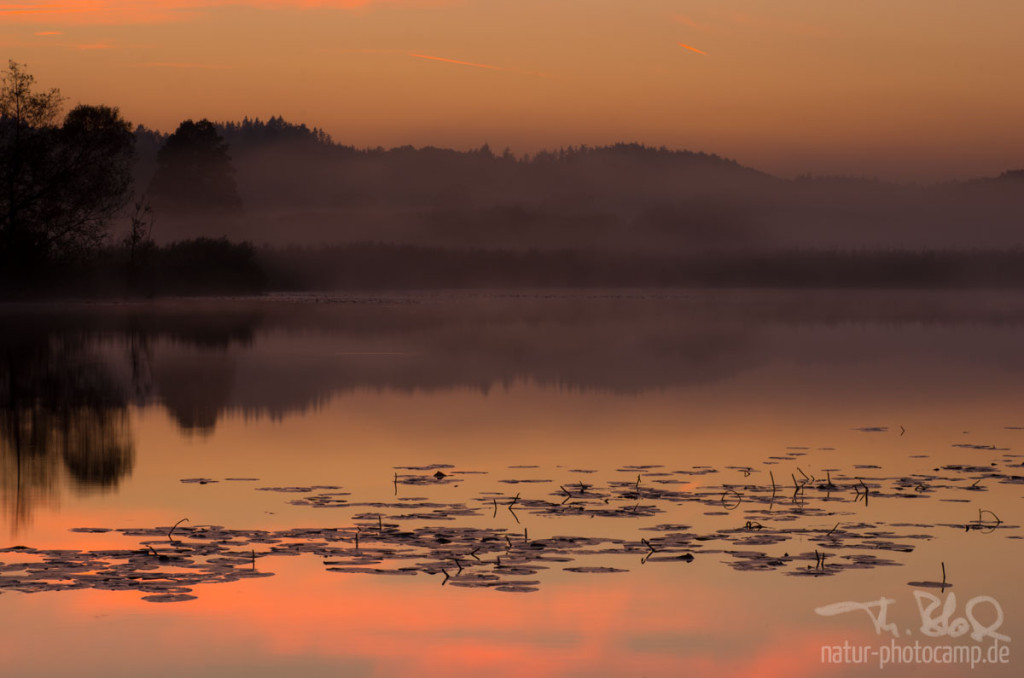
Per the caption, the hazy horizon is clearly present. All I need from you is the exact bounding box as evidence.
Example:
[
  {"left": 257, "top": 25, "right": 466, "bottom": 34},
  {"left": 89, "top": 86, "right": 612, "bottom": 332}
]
[
  {"left": 5, "top": 0, "right": 1023, "bottom": 182},
  {"left": 127, "top": 123, "right": 1024, "bottom": 257}
]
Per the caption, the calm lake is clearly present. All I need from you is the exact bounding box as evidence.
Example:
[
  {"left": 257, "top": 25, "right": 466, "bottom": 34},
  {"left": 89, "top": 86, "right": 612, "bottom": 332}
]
[{"left": 1, "top": 290, "right": 1021, "bottom": 677}]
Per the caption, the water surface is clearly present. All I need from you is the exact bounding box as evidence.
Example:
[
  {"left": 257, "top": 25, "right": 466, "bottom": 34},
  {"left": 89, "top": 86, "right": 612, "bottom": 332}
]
[{"left": 1, "top": 291, "right": 1021, "bottom": 676}]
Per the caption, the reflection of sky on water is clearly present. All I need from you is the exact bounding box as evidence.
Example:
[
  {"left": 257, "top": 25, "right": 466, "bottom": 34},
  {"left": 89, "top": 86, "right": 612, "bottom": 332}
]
[{"left": 1, "top": 291, "right": 1022, "bottom": 676}]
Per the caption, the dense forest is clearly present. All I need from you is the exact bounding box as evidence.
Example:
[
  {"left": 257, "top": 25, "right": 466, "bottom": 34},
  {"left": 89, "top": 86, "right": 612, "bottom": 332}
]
[{"left": 3, "top": 61, "right": 1024, "bottom": 297}]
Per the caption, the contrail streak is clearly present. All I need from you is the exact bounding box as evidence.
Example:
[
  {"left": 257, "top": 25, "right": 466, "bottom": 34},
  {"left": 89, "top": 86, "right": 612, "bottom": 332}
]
[
  {"left": 409, "top": 52, "right": 552, "bottom": 78},
  {"left": 677, "top": 42, "right": 707, "bottom": 56}
]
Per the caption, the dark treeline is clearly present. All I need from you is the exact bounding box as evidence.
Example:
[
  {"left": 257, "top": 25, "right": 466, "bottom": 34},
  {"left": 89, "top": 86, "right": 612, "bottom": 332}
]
[
  {"left": 5, "top": 61, "right": 1024, "bottom": 297},
  {"left": 261, "top": 243, "right": 1024, "bottom": 290},
  {"left": 10, "top": 237, "right": 268, "bottom": 298},
  {"left": 0, "top": 62, "right": 134, "bottom": 283},
  {"left": 16, "top": 241, "right": 1024, "bottom": 294},
  {"left": 0, "top": 62, "right": 270, "bottom": 297}
]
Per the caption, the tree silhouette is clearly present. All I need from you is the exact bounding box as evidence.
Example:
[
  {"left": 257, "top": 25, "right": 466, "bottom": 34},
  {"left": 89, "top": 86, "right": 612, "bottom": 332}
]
[
  {"left": 149, "top": 119, "right": 242, "bottom": 215},
  {"left": 0, "top": 61, "right": 134, "bottom": 275}
]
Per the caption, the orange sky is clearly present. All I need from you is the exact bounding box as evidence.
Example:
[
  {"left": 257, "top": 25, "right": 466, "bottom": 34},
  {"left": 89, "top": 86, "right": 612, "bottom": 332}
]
[{"left": 3, "top": 0, "right": 1024, "bottom": 179}]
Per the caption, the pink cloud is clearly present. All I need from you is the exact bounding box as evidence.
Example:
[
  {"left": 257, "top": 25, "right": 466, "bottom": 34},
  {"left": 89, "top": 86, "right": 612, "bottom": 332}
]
[
  {"left": 0, "top": 0, "right": 456, "bottom": 25},
  {"left": 677, "top": 42, "right": 707, "bottom": 56}
]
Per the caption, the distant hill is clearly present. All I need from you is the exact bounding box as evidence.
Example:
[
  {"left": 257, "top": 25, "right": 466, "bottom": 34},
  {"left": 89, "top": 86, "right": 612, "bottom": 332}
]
[{"left": 131, "top": 117, "right": 1024, "bottom": 253}]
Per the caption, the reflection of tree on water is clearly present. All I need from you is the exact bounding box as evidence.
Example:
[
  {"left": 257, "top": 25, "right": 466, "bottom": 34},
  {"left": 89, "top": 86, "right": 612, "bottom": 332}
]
[
  {"left": 0, "top": 308, "right": 265, "bottom": 528},
  {"left": 1, "top": 335, "right": 134, "bottom": 531},
  {"left": 155, "top": 350, "right": 236, "bottom": 434}
]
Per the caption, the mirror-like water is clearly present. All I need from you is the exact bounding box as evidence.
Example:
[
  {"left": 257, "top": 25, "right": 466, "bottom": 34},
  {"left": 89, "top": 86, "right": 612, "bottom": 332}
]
[{"left": 1, "top": 291, "right": 1021, "bottom": 677}]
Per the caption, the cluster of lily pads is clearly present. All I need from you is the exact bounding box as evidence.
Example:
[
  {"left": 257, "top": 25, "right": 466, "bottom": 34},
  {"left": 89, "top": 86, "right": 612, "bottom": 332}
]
[{"left": 1, "top": 443, "right": 1020, "bottom": 602}]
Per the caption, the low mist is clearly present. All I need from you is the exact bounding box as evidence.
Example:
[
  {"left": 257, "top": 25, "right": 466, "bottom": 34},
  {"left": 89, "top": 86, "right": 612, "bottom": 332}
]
[{"left": 133, "top": 119, "right": 1024, "bottom": 258}]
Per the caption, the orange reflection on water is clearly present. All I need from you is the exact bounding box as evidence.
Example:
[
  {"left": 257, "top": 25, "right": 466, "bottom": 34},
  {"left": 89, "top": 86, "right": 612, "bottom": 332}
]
[
  {"left": 2, "top": 294, "right": 1023, "bottom": 677},
  {"left": 1, "top": 553, "right": 860, "bottom": 678}
]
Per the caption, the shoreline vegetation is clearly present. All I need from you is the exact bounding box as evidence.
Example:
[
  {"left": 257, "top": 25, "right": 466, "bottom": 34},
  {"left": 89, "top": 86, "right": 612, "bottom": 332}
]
[
  {"left": 7, "top": 242, "right": 1024, "bottom": 299},
  {"left": 4, "top": 62, "right": 1024, "bottom": 299},
  {"left": 260, "top": 244, "right": 1024, "bottom": 291}
]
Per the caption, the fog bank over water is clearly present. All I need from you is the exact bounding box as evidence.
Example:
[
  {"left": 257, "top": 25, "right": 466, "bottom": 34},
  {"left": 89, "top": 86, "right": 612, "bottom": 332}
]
[
  {"left": 132, "top": 125, "right": 1024, "bottom": 255},
  {"left": 5, "top": 291, "right": 1024, "bottom": 435}
]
